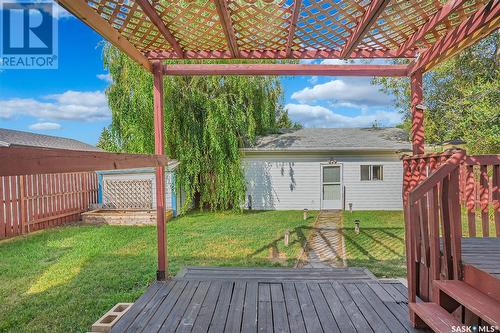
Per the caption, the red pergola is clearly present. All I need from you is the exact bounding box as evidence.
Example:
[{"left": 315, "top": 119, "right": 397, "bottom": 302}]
[{"left": 55, "top": 0, "right": 500, "bottom": 282}]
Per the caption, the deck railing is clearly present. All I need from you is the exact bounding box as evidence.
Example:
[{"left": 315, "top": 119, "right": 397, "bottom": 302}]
[
  {"left": 402, "top": 150, "right": 500, "bottom": 303},
  {"left": 0, "top": 172, "right": 98, "bottom": 239}
]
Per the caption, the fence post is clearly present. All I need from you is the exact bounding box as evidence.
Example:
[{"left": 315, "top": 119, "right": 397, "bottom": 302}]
[
  {"left": 19, "top": 176, "right": 26, "bottom": 234},
  {"left": 0, "top": 177, "right": 4, "bottom": 239}
]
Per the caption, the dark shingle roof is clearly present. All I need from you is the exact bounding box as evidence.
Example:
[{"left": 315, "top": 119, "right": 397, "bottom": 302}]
[
  {"left": 0, "top": 128, "right": 102, "bottom": 152},
  {"left": 243, "top": 127, "right": 411, "bottom": 153}
]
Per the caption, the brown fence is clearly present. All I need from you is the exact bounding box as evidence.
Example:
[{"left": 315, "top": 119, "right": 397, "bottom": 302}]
[{"left": 0, "top": 172, "right": 98, "bottom": 240}]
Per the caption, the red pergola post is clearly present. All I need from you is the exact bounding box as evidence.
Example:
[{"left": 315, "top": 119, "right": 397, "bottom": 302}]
[
  {"left": 153, "top": 61, "right": 167, "bottom": 280},
  {"left": 411, "top": 71, "right": 425, "bottom": 155}
]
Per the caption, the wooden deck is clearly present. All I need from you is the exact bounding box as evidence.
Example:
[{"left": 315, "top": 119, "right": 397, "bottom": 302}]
[
  {"left": 110, "top": 268, "right": 424, "bottom": 333},
  {"left": 462, "top": 237, "right": 500, "bottom": 279}
]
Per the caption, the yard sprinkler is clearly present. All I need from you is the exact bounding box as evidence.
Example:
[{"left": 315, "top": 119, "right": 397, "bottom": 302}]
[
  {"left": 284, "top": 230, "right": 290, "bottom": 247},
  {"left": 349, "top": 203, "right": 353, "bottom": 213},
  {"left": 303, "top": 208, "right": 308, "bottom": 220},
  {"left": 354, "top": 219, "right": 360, "bottom": 234}
]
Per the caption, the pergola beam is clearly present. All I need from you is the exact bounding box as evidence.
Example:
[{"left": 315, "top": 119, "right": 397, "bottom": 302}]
[
  {"left": 340, "top": 0, "right": 391, "bottom": 58},
  {"left": 397, "top": 0, "right": 468, "bottom": 56},
  {"left": 285, "top": 0, "right": 303, "bottom": 57},
  {"left": 214, "top": 0, "right": 240, "bottom": 58},
  {"left": 162, "top": 64, "right": 409, "bottom": 76},
  {"left": 136, "top": 0, "right": 184, "bottom": 58},
  {"left": 56, "top": 0, "right": 152, "bottom": 72},
  {"left": 409, "top": 0, "right": 500, "bottom": 74},
  {"left": 0, "top": 147, "right": 168, "bottom": 177},
  {"left": 146, "top": 48, "right": 418, "bottom": 60}
]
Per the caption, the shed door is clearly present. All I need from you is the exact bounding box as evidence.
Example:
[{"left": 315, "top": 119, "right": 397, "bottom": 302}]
[{"left": 321, "top": 165, "right": 342, "bottom": 210}]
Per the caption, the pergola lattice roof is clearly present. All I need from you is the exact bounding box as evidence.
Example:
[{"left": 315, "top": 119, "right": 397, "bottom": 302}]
[{"left": 59, "top": 0, "right": 499, "bottom": 74}]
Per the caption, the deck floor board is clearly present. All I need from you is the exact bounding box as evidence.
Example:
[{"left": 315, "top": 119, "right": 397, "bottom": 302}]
[
  {"left": 110, "top": 268, "right": 426, "bottom": 333},
  {"left": 462, "top": 238, "right": 500, "bottom": 279}
]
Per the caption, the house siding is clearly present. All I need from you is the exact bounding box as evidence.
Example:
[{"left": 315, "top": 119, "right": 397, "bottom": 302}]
[{"left": 242, "top": 153, "right": 403, "bottom": 211}]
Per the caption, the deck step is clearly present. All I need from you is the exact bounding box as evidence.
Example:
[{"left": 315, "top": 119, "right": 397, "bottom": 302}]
[
  {"left": 176, "top": 266, "right": 377, "bottom": 281},
  {"left": 434, "top": 280, "right": 500, "bottom": 327},
  {"left": 410, "top": 302, "right": 461, "bottom": 333}
]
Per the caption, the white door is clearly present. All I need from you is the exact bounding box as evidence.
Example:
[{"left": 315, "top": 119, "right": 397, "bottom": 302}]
[{"left": 322, "top": 165, "right": 342, "bottom": 210}]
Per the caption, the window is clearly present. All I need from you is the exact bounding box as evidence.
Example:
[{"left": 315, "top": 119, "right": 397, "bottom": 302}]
[
  {"left": 360, "top": 165, "right": 384, "bottom": 181},
  {"left": 360, "top": 165, "right": 370, "bottom": 181}
]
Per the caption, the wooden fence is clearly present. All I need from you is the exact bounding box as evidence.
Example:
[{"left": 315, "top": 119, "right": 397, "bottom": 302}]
[{"left": 0, "top": 172, "right": 98, "bottom": 240}]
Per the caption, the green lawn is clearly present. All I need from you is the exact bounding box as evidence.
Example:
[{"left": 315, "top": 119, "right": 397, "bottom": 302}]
[
  {"left": 342, "top": 209, "right": 498, "bottom": 278},
  {"left": 0, "top": 210, "right": 316, "bottom": 333},
  {"left": 342, "top": 211, "right": 406, "bottom": 278}
]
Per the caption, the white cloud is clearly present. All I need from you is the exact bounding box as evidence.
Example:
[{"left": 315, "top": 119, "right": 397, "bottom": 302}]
[
  {"left": 308, "top": 76, "right": 318, "bottom": 84},
  {"left": 285, "top": 103, "right": 402, "bottom": 128},
  {"left": 320, "top": 59, "right": 349, "bottom": 65},
  {"left": 53, "top": 3, "right": 72, "bottom": 19},
  {"left": 12, "top": 1, "right": 73, "bottom": 19},
  {"left": 29, "top": 122, "right": 62, "bottom": 130},
  {"left": 0, "top": 90, "right": 110, "bottom": 121},
  {"left": 291, "top": 78, "right": 393, "bottom": 107},
  {"left": 97, "top": 73, "right": 113, "bottom": 83}
]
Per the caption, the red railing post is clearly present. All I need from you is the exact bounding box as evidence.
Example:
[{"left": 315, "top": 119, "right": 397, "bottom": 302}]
[
  {"left": 493, "top": 165, "right": 500, "bottom": 236},
  {"left": 479, "top": 165, "right": 489, "bottom": 237},
  {"left": 465, "top": 165, "right": 476, "bottom": 236},
  {"left": 428, "top": 184, "right": 440, "bottom": 284},
  {"left": 402, "top": 158, "right": 416, "bottom": 305},
  {"left": 448, "top": 167, "right": 462, "bottom": 279}
]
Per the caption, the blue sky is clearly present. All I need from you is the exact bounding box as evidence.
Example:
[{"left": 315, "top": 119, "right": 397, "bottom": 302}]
[{"left": 0, "top": 3, "right": 401, "bottom": 145}]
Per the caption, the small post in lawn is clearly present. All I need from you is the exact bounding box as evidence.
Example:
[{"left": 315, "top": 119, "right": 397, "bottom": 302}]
[{"left": 153, "top": 61, "right": 167, "bottom": 281}]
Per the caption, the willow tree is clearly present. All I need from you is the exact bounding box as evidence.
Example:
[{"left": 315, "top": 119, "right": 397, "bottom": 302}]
[{"left": 98, "top": 45, "right": 297, "bottom": 210}]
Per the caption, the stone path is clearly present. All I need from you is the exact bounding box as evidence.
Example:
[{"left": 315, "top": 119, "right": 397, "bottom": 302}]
[{"left": 298, "top": 210, "right": 346, "bottom": 269}]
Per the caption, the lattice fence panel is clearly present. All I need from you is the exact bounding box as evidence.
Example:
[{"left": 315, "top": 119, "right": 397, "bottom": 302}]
[
  {"left": 228, "top": 0, "right": 292, "bottom": 51},
  {"left": 103, "top": 179, "right": 153, "bottom": 209},
  {"left": 154, "top": 0, "right": 228, "bottom": 51},
  {"left": 292, "top": 0, "right": 371, "bottom": 51},
  {"left": 86, "top": 0, "right": 171, "bottom": 53}
]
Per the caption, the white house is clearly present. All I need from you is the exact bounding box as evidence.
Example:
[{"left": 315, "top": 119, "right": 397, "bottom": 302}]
[
  {"left": 241, "top": 128, "right": 411, "bottom": 211},
  {"left": 97, "top": 127, "right": 411, "bottom": 212}
]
